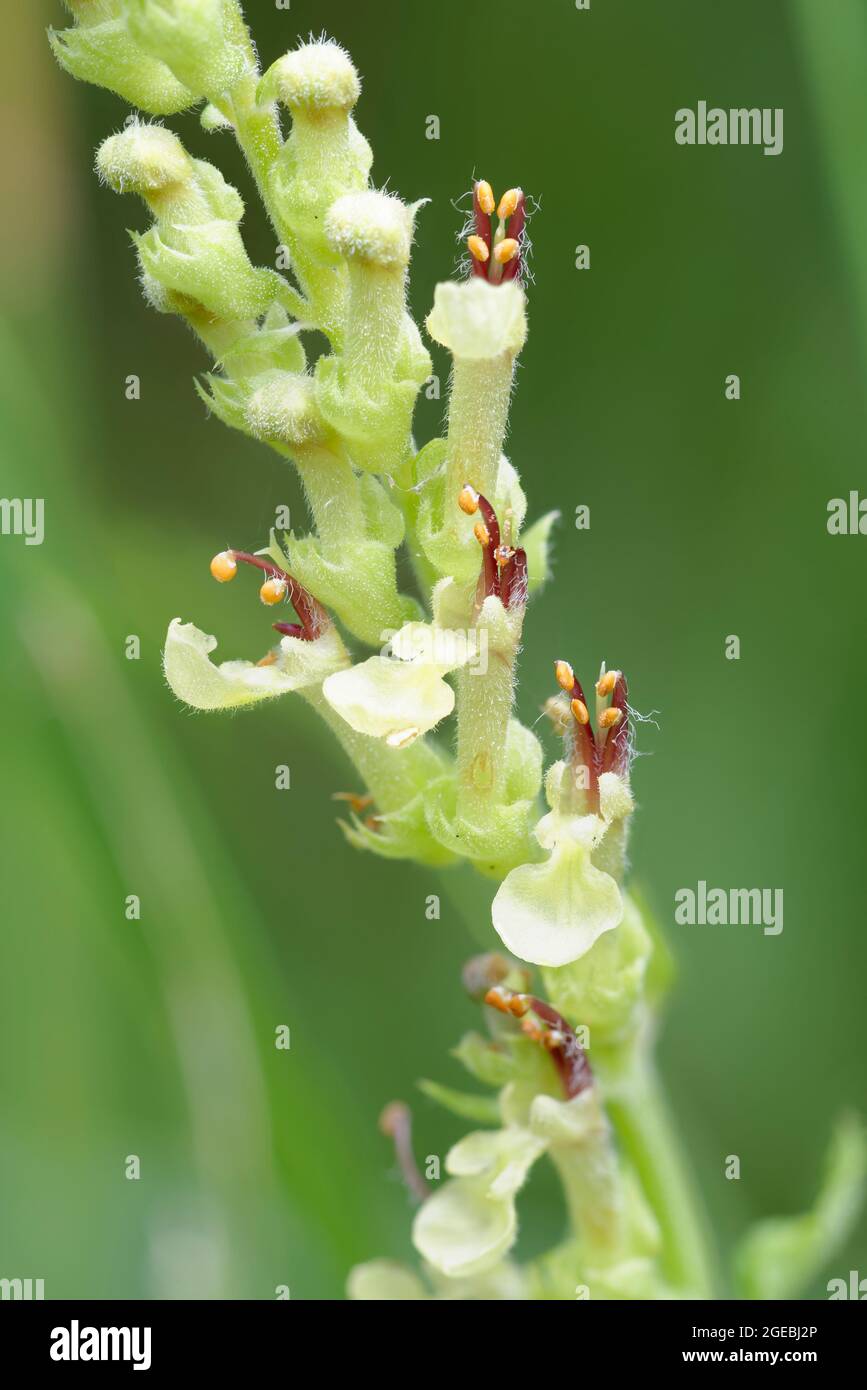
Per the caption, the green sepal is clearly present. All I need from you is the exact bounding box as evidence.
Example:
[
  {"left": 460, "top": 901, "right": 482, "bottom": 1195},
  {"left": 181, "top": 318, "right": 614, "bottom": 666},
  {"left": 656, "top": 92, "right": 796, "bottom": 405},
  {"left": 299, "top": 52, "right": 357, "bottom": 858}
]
[
  {"left": 200, "top": 101, "right": 232, "bottom": 131},
  {"left": 314, "top": 353, "right": 423, "bottom": 475},
  {"left": 195, "top": 373, "right": 246, "bottom": 432},
  {"left": 127, "top": 0, "right": 252, "bottom": 104},
  {"left": 522, "top": 510, "right": 560, "bottom": 594},
  {"left": 133, "top": 222, "right": 282, "bottom": 322},
  {"left": 49, "top": 12, "right": 195, "bottom": 114},
  {"left": 417, "top": 1080, "right": 501, "bottom": 1126},
  {"left": 282, "top": 532, "right": 419, "bottom": 646},
  {"left": 503, "top": 718, "right": 544, "bottom": 804},
  {"left": 452, "top": 1032, "right": 517, "bottom": 1089},
  {"left": 423, "top": 718, "right": 542, "bottom": 877},
  {"left": 338, "top": 779, "right": 458, "bottom": 868},
  {"left": 359, "top": 474, "right": 405, "bottom": 549},
  {"left": 215, "top": 307, "right": 307, "bottom": 378},
  {"left": 424, "top": 781, "right": 540, "bottom": 879}
]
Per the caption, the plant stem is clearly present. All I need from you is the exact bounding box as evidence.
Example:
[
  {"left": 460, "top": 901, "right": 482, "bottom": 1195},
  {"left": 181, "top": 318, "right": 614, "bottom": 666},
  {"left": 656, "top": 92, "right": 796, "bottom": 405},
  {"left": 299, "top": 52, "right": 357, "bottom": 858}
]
[
  {"left": 290, "top": 446, "right": 366, "bottom": 553},
  {"left": 604, "top": 1057, "right": 718, "bottom": 1297}
]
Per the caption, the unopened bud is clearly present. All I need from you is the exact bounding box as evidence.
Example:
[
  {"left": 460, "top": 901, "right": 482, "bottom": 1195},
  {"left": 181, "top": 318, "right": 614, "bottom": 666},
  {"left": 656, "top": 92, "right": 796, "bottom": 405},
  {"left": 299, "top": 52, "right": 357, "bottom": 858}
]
[
  {"left": 259, "top": 39, "right": 361, "bottom": 113},
  {"left": 325, "top": 190, "right": 420, "bottom": 269},
  {"left": 96, "top": 122, "right": 191, "bottom": 196}
]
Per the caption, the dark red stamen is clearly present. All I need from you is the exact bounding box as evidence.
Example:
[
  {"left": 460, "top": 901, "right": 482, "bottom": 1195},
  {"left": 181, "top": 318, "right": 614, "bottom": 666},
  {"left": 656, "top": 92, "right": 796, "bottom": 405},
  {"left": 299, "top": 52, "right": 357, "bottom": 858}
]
[
  {"left": 566, "top": 672, "right": 600, "bottom": 798},
  {"left": 525, "top": 995, "right": 593, "bottom": 1100},
  {"left": 468, "top": 185, "right": 527, "bottom": 284},
  {"left": 484, "top": 988, "right": 593, "bottom": 1101},
  {"left": 500, "top": 192, "right": 526, "bottom": 282},
  {"left": 471, "top": 493, "right": 527, "bottom": 610},
  {"left": 475, "top": 493, "right": 501, "bottom": 550},
  {"left": 601, "top": 671, "right": 630, "bottom": 776},
  {"left": 228, "top": 550, "right": 328, "bottom": 641},
  {"left": 472, "top": 181, "right": 493, "bottom": 277},
  {"left": 500, "top": 546, "right": 527, "bottom": 609}
]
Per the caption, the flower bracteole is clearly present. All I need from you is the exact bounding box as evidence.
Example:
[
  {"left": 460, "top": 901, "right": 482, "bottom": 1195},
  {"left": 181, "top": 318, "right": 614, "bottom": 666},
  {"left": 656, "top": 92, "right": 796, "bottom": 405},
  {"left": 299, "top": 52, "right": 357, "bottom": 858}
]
[{"left": 56, "top": 8, "right": 864, "bottom": 1303}]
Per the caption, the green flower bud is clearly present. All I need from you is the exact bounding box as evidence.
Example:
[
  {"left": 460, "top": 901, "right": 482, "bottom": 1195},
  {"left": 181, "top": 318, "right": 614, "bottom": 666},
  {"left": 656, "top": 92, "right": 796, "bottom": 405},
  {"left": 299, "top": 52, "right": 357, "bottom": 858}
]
[
  {"left": 97, "top": 123, "right": 283, "bottom": 321},
  {"left": 96, "top": 120, "right": 192, "bottom": 194},
  {"left": 244, "top": 371, "right": 326, "bottom": 448},
  {"left": 127, "top": 0, "right": 252, "bottom": 102},
  {"left": 259, "top": 40, "right": 372, "bottom": 337},
  {"left": 50, "top": 2, "right": 195, "bottom": 114},
  {"left": 258, "top": 39, "right": 361, "bottom": 114},
  {"left": 311, "top": 192, "right": 430, "bottom": 476},
  {"left": 325, "top": 190, "right": 417, "bottom": 270}
]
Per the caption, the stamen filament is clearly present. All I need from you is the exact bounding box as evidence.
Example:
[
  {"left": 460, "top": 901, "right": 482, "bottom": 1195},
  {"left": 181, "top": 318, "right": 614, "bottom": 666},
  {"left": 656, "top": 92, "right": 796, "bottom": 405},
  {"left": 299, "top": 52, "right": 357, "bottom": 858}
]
[
  {"left": 212, "top": 549, "right": 329, "bottom": 641},
  {"left": 379, "top": 1101, "right": 428, "bottom": 1204}
]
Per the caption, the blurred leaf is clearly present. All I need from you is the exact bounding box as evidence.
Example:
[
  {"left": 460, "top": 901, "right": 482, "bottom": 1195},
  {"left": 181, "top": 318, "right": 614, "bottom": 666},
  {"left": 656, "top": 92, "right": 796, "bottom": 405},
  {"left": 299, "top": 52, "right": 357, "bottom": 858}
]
[{"left": 735, "top": 1115, "right": 867, "bottom": 1300}]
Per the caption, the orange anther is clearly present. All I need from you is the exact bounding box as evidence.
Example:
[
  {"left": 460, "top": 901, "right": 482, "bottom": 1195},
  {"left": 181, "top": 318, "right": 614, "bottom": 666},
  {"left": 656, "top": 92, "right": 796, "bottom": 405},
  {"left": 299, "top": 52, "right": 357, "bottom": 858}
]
[
  {"left": 596, "top": 669, "right": 618, "bottom": 698},
  {"left": 571, "top": 697, "right": 590, "bottom": 725},
  {"left": 554, "top": 660, "right": 574, "bottom": 692},
  {"left": 259, "top": 577, "right": 287, "bottom": 605},
  {"left": 476, "top": 180, "right": 495, "bottom": 215},
  {"left": 493, "top": 237, "right": 519, "bottom": 265},
  {"left": 497, "top": 188, "right": 521, "bottom": 220},
  {"left": 210, "top": 550, "right": 237, "bottom": 583},
  {"left": 459, "top": 484, "right": 480, "bottom": 515}
]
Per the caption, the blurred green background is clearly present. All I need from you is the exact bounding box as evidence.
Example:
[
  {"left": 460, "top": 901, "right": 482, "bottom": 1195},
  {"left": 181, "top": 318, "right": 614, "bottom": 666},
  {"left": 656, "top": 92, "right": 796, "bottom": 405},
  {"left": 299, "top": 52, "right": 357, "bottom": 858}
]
[{"left": 1, "top": 0, "right": 865, "bottom": 1298}]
